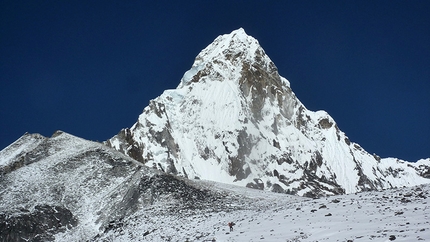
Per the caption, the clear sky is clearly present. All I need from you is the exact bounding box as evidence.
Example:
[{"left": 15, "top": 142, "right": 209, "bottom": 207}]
[{"left": 1, "top": 1, "right": 429, "bottom": 161}]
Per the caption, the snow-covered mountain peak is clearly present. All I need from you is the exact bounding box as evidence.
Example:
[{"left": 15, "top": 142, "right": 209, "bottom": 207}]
[
  {"left": 196, "top": 28, "right": 255, "bottom": 60},
  {"left": 108, "top": 29, "right": 430, "bottom": 197},
  {"left": 194, "top": 27, "right": 258, "bottom": 63},
  {"left": 180, "top": 28, "right": 286, "bottom": 88}
]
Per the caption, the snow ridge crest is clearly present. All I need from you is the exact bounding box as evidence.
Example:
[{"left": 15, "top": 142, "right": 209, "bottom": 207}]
[
  {"left": 195, "top": 28, "right": 259, "bottom": 63},
  {"left": 180, "top": 28, "right": 283, "bottom": 88}
]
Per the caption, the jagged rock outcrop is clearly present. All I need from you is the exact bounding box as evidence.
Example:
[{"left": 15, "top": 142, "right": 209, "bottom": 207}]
[{"left": 106, "top": 28, "right": 430, "bottom": 197}]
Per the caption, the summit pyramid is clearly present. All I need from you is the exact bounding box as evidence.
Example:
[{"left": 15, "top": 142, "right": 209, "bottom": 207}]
[{"left": 107, "top": 28, "right": 429, "bottom": 197}]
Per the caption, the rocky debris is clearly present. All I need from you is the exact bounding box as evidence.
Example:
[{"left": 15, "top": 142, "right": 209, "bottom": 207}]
[
  {"left": 137, "top": 174, "right": 219, "bottom": 211},
  {"left": 0, "top": 205, "right": 77, "bottom": 242}
]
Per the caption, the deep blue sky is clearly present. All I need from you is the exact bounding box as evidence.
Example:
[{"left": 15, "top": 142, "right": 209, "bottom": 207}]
[{"left": 1, "top": 1, "right": 429, "bottom": 161}]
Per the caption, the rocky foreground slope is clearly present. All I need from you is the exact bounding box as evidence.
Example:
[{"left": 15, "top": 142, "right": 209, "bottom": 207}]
[
  {"left": 107, "top": 28, "right": 430, "bottom": 197},
  {"left": 0, "top": 132, "right": 225, "bottom": 241},
  {"left": 1, "top": 131, "right": 429, "bottom": 241}
]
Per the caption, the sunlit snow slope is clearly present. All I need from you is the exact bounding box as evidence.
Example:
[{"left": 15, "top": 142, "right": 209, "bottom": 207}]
[{"left": 107, "top": 28, "right": 430, "bottom": 197}]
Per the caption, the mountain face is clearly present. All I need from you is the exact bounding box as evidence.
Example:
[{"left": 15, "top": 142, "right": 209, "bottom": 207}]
[{"left": 107, "top": 28, "right": 430, "bottom": 197}]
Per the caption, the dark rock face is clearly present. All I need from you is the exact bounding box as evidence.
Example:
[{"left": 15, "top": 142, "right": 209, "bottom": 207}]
[
  {"left": 246, "top": 178, "right": 265, "bottom": 190},
  {"left": 419, "top": 165, "right": 430, "bottom": 178},
  {"left": 106, "top": 128, "right": 145, "bottom": 163},
  {"left": 0, "top": 205, "right": 77, "bottom": 242},
  {"left": 318, "top": 118, "right": 333, "bottom": 129}
]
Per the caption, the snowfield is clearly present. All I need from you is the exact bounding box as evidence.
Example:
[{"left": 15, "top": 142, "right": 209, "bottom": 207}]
[{"left": 91, "top": 180, "right": 430, "bottom": 242}]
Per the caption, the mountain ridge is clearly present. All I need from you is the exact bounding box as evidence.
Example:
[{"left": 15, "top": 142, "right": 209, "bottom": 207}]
[{"left": 0, "top": 131, "right": 234, "bottom": 240}]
